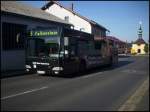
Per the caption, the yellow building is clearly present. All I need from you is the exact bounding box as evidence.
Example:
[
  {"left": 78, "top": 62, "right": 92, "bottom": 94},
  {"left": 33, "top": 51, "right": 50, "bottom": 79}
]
[
  {"left": 131, "top": 38, "right": 146, "bottom": 54},
  {"left": 131, "top": 22, "right": 146, "bottom": 54}
]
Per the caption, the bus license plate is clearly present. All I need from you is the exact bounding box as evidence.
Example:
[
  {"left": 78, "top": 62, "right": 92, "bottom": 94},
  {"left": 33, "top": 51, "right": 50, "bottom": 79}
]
[{"left": 37, "top": 71, "right": 45, "bottom": 74}]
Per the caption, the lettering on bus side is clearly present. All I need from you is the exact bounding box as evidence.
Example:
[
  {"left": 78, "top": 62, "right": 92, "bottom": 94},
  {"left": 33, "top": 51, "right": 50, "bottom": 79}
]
[{"left": 87, "top": 56, "right": 102, "bottom": 65}]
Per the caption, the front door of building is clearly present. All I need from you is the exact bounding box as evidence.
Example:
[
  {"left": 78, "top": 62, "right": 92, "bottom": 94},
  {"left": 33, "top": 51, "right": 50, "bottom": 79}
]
[{"left": 138, "top": 49, "right": 141, "bottom": 53}]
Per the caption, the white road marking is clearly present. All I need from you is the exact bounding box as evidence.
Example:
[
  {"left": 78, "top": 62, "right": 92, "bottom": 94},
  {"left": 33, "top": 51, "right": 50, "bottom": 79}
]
[
  {"left": 122, "top": 69, "right": 137, "bottom": 73},
  {"left": 121, "top": 69, "right": 146, "bottom": 74},
  {"left": 80, "top": 72, "right": 103, "bottom": 79},
  {"left": 1, "top": 86, "right": 48, "bottom": 100},
  {"left": 118, "top": 77, "right": 149, "bottom": 111}
]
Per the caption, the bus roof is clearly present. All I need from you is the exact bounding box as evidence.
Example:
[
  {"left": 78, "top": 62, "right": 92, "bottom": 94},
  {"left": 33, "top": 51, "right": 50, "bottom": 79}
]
[{"left": 64, "top": 28, "right": 94, "bottom": 41}]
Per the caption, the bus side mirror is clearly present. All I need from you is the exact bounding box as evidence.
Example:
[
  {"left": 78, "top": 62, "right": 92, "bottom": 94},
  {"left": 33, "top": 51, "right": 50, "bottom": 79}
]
[
  {"left": 65, "top": 50, "right": 69, "bottom": 57},
  {"left": 64, "top": 37, "right": 69, "bottom": 58},
  {"left": 64, "top": 37, "right": 69, "bottom": 46}
]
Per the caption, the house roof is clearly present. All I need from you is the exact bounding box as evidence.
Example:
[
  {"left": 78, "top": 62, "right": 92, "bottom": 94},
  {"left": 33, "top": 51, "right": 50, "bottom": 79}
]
[
  {"left": 127, "top": 43, "right": 132, "bottom": 48},
  {"left": 134, "top": 38, "right": 146, "bottom": 45},
  {"left": 1, "top": 1, "right": 72, "bottom": 26},
  {"left": 41, "top": 1, "right": 109, "bottom": 31},
  {"left": 94, "top": 36, "right": 126, "bottom": 44},
  {"left": 106, "top": 36, "right": 126, "bottom": 44}
]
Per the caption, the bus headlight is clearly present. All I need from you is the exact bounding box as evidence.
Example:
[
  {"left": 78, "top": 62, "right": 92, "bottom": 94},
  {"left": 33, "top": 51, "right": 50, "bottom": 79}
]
[
  {"left": 26, "top": 69, "right": 29, "bottom": 72},
  {"left": 52, "top": 67, "right": 63, "bottom": 71},
  {"left": 26, "top": 65, "right": 31, "bottom": 69},
  {"left": 33, "top": 64, "right": 36, "bottom": 68}
]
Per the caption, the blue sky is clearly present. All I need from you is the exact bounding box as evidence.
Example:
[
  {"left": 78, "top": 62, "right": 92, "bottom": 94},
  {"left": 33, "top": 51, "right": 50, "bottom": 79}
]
[{"left": 21, "top": 1, "right": 149, "bottom": 43}]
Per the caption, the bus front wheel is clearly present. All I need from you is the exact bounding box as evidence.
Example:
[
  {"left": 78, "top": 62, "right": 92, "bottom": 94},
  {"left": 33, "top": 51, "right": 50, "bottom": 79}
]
[{"left": 79, "top": 61, "right": 86, "bottom": 73}]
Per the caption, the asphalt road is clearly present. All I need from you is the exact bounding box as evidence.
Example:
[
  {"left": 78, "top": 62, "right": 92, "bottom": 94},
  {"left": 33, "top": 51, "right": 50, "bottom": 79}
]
[{"left": 1, "top": 56, "right": 149, "bottom": 111}]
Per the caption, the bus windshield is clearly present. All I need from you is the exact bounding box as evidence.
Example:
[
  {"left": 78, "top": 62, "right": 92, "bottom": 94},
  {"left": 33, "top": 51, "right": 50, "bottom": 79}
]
[
  {"left": 44, "top": 42, "right": 61, "bottom": 58},
  {"left": 27, "top": 38, "right": 62, "bottom": 58},
  {"left": 27, "top": 28, "right": 63, "bottom": 58}
]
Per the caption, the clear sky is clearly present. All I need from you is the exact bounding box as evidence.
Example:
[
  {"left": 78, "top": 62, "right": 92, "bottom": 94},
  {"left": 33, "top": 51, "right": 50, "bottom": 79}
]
[{"left": 21, "top": 1, "right": 149, "bottom": 43}]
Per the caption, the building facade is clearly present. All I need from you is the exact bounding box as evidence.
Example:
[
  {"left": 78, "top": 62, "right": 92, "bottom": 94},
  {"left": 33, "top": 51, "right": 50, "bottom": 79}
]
[
  {"left": 106, "top": 36, "right": 126, "bottom": 54},
  {"left": 1, "top": 1, "right": 71, "bottom": 76},
  {"left": 41, "top": 1, "right": 109, "bottom": 40},
  {"left": 131, "top": 22, "right": 146, "bottom": 54}
]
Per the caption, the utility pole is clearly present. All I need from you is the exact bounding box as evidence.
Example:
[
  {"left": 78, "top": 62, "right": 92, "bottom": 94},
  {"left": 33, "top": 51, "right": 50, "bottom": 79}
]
[{"left": 125, "top": 40, "right": 128, "bottom": 55}]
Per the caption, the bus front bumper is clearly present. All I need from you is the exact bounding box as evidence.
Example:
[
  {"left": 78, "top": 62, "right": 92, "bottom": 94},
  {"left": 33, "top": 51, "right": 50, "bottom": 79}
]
[{"left": 37, "top": 67, "right": 64, "bottom": 75}]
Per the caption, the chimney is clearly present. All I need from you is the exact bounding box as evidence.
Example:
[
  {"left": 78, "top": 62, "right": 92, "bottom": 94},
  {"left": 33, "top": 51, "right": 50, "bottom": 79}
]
[{"left": 71, "top": 3, "right": 74, "bottom": 11}]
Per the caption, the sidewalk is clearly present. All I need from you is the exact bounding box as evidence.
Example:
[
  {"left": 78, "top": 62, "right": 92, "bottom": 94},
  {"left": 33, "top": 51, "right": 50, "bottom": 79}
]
[
  {"left": 1, "top": 70, "right": 27, "bottom": 78},
  {"left": 134, "top": 90, "right": 149, "bottom": 111},
  {"left": 118, "top": 53, "right": 149, "bottom": 57},
  {"left": 118, "top": 77, "right": 149, "bottom": 111}
]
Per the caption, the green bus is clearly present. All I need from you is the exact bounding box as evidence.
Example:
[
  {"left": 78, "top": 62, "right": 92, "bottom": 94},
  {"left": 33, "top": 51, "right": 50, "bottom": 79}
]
[{"left": 26, "top": 27, "right": 118, "bottom": 75}]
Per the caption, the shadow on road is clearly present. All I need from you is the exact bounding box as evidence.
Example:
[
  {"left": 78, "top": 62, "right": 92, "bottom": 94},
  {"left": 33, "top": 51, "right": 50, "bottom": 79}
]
[
  {"left": 1, "top": 58, "right": 134, "bottom": 79},
  {"left": 118, "top": 55, "right": 131, "bottom": 58},
  {"left": 52, "top": 60, "right": 134, "bottom": 78}
]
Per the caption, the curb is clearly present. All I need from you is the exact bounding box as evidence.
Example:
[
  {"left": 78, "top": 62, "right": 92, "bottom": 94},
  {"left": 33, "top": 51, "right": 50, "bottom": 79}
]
[
  {"left": 118, "top": 77, "right": 149, "bottom": 111},
  {"left": 1, "top": 71, "right": 28, "bottom": 78}
]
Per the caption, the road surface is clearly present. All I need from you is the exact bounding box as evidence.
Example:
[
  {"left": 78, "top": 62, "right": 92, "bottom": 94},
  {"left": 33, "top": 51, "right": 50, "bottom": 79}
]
[{"left": 1, "top": 56, "right": 149, "bottom": 111}]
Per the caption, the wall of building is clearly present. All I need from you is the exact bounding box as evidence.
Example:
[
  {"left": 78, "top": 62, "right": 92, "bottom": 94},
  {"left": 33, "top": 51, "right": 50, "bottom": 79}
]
[
  {"left": 1, "top": 13, "right": 68, "bottom": 73},
  {"left": 117, "top": 43, "right": 126, "bottom": 54},
  {"left": 131, "top": 44, "right": 146, "bottom": 54},
  {"left": 91, "top": 25, "right": 106, "bottom": 38},
  {"left": 45, "top": 4, "right": 92, "bottom": 34}
]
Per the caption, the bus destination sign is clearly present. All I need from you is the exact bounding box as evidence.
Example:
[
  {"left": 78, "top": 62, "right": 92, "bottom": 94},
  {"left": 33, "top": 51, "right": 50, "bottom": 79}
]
[{"left": 29, "top": 30, "right": 59, "bottom": 37}]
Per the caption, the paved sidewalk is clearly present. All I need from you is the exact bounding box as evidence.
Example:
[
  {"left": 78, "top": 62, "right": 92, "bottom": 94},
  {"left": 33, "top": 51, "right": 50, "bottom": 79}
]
[
  {"left": 118, "top": 77, "right": 149, "bottom": 111},
  {"left": 1, "top": 70, "right": 27, "bottom": 78},
  {"left": 118, "top": 54, "right": 149, "bottom": 57},
  {"left": 134, "top": 90, "right": 149, "bottom": 111}
]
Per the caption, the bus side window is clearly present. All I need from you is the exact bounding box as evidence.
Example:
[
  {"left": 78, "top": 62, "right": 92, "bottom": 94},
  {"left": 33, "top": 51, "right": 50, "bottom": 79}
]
[
  {"left": 70, "top": 45, "right": 76, "bottom": 56},
  {"left": 70, "top": 38, "right": 77, "bottom": 56},
  {"left": 94, "top": 41, "right": 102, "bottom": 50},
  {"left": 77, "top": 41, "right": 89, "bottom": 55}
]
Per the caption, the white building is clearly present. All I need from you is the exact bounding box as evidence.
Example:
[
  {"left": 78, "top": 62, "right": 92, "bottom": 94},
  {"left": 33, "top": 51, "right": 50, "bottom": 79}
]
[
  {"left": 1, "top": 1, "right": 71, "bottom": 77},
  {"left": 41, "top": 1, "right": 109, "bottom": 40}
]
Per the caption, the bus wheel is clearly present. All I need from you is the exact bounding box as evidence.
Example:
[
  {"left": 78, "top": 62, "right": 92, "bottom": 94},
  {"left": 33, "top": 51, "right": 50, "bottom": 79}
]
[{"left": 79, "top": 61, "right": 86, "bottom": 73}]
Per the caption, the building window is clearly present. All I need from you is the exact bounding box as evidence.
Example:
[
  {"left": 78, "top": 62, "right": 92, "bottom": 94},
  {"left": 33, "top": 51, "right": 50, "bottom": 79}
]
[
  {"left": 94, "top": 41, "right": 102, "bottom": 50},
  {"left": 2, "top": 22, "right": 27, "bottom": 50},
  {"left": 64, "top": 16, "right": 69, "bottom": 22}
]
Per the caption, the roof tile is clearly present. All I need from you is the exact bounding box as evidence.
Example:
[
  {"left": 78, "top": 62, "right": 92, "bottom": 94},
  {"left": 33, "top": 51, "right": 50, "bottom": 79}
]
[
  {"left": 134, "top": 38, "right": 146, "bottom": 44},
  {"left": 1, "top": 1, "right": 72, "bottom": 25}
]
